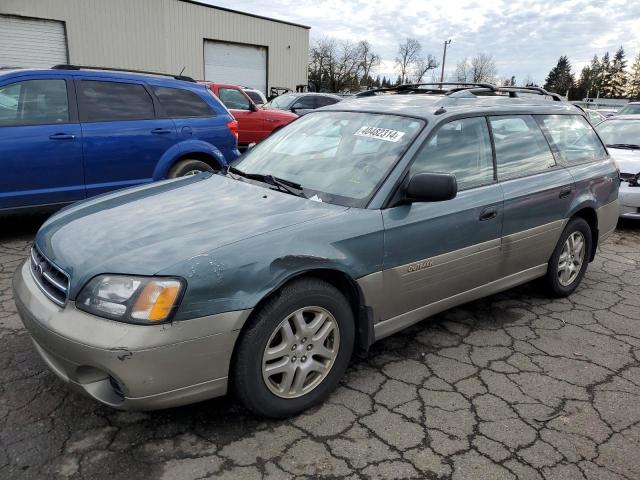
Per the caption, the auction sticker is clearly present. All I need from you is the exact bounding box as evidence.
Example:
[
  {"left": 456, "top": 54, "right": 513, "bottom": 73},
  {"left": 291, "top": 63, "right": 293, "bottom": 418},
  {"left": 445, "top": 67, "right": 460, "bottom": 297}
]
[{"left": 354, "top": 126, "right": 405, "bottom": 142}]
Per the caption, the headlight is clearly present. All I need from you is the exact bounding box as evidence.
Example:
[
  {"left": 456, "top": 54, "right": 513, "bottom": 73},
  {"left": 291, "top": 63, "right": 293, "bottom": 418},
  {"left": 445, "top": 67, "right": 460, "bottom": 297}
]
[{"left": 76, "top": 275, "right": 184, "bottom": 324}]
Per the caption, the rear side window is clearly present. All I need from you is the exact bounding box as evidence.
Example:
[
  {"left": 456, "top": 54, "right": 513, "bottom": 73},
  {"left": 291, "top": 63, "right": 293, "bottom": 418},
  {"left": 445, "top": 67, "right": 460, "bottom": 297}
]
[
  {"left": 537, "top": 115, "right": 606, "bottom": 165},
  {"left": 316, "top": 96, "right": 340, "bottom": 107},
  {"left": 218, "top": 88, "right": 251, "bottom": 111},
  {"left": 245, "top": 90, "right": 264, "bottom": 104},
  {"left": 151, "top": 86, "right": 212, "bottom": 117},
  {"left": 489, "top": 115, "right": 556, "bottom": 179},
  {"left": 78, "top": 80, "right": 155, "bottom": 122},
  {"left": 292, "top": 96, "right": 317, "bottom": 110},
  {"left": 0, "top": 79, "right": 69, "bottom": 126},
  {"left": 410, "top": 117, "right": 494, "bottom": 190}
]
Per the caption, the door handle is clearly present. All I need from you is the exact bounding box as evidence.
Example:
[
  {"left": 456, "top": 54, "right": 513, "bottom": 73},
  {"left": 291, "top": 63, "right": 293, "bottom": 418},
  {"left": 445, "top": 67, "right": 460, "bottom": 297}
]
[
  {"left": 151, "top": 128, "right": 172, "bottom": 134},
  {"left": 559, "top": 187, "right": 573, "bottom": 199},
  {"left": 49, "top": 133, "right": 76, "bottom": 140},
  {"left": 479, "top": 207, "right": 498, "bottom": 221}
]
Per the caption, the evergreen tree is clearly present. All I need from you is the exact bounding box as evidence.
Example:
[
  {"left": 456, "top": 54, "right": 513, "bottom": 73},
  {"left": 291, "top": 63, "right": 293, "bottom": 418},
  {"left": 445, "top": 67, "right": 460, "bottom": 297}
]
[
  {"left": 375, "top": 75, "right": 381, "bottom": 87},
  {"left": 588, "top": 55, "right": 602, "bottom": 96},
  {"left": 574, "top": 66, "right": 593, "bottom": 100},
  {"left": 544, "top": 56, "right": 575, "bottom": 95},
  {"left": 395, "top": 74, "right": 403, "bottom": 86},
  {"left": 609, "top": 46, "right": 628, "bottom": 98},
  {"left": 600, "top": 52, "right": 612, "bottom": 97},
  {"left": 627, "top": 53, "right": 640, "bottom": 99}
]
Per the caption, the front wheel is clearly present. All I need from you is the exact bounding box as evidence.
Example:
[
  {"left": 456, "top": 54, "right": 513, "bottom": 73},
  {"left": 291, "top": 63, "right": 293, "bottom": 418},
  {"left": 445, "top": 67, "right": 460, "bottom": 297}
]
[
  {"left": 233, "top": 278, "right": 354, "bottom": 418},
  {"left": 542, "top": 217, "right": 592, "bottom": 297},
  {"left": 168, "top": 159, "right": 215, "bottom": 178}
]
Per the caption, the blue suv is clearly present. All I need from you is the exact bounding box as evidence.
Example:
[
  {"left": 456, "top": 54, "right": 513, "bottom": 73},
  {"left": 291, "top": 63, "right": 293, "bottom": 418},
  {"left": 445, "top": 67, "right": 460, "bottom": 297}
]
[{"left": 0, "top": 66, "right": 239, "bottom": 212}]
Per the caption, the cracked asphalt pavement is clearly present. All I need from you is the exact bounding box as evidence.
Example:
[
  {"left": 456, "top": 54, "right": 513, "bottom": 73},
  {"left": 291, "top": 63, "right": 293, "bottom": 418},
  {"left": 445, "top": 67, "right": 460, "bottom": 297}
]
[{"left": 1, "top": 214, "right": 639, "bottom": 480}]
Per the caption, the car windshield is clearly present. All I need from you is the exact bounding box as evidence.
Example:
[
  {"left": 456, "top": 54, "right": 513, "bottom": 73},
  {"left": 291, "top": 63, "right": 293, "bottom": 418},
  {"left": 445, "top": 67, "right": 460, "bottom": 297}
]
[
  {"left": 231, "top": 111, "right": 424, "bottom": 207},
  {"left": 267, "top": 94, "right": 296, "bottom": 109},
  {"left": 617, "top": 104, "right": 640, "bottom": 115},
  {"left": 596, "top": 120, "right": 640, "bottom": 147}
]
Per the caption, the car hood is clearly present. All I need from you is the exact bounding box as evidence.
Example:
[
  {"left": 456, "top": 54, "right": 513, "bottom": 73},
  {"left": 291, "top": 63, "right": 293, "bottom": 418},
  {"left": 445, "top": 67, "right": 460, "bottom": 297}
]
[
  {"left": 609, "top": 148, "right": 640, "bottom": 174},
  {"left": 35, "top": 173, "right": 347, "bottom": 295}
]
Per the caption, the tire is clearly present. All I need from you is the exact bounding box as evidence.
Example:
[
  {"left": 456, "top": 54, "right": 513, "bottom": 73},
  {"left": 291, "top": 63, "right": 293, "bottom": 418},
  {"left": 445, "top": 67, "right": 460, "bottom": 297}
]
[
  {"left": 542, "top": 217, "right": 592, "bottom": 297},
  {"left": 168, "top": 159, "right": 215, "bottom": 178},
  {"left": 233, "top": 278, "right": 355, "bottom": 418}
]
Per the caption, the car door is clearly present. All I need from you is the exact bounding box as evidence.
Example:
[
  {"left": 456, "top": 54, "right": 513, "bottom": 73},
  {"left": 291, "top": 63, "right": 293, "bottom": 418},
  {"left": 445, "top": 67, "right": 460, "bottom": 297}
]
[
  {"left": 290, "top": 96, "right": 318, "bottom": 116},
  {"left": 489, "top": 115, "right": 575, "bottom": 278},
  {"left": 0, "top": 76, "right": 84, "bottom": 210},
  {"left": 380, "top": 116, "right": 503, "bottom": 325},
  {"left": 76, "top": 78, "right": 178, "bottom": 197},
  {"left": 217, "top": 86, "right": 264, "bottom": 146}
]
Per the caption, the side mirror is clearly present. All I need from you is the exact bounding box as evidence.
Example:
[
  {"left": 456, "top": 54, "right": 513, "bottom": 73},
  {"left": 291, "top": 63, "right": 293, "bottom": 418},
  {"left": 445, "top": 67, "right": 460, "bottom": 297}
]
[
  {"left": 249, "top": 102, "right": 258, "bottom": 112},
  {"left": 405, "top": 172, "right": 457, "bottom": 202}
]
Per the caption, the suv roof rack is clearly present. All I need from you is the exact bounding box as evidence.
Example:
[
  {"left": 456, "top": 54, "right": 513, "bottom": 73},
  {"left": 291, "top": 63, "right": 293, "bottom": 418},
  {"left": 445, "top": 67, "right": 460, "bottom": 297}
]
[
  {"left": 51, "top": 64, "right": 196, "bottom": 82},
  {"left": 356, "top": 82, "right": 563, "bottom": 102}
]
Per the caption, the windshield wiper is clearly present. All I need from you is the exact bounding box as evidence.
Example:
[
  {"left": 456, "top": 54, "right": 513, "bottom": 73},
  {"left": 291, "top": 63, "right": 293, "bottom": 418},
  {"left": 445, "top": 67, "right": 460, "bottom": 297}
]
[
  {"left": 226, "top": 166, "right": 306, "bottom": 198},
  {"left": 607, "top": 143, "right": 640, "bottom": 150}
]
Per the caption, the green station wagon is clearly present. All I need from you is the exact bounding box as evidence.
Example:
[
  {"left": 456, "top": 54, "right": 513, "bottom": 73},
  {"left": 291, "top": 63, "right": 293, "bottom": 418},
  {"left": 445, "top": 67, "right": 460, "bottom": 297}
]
[{"left": 13, "top": 83, "right": 619, "bottom": 418}]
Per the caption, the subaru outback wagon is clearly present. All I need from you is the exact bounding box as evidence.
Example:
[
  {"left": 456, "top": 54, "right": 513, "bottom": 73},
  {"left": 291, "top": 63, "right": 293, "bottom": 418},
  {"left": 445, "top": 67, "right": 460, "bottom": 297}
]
[
  {"left": 13, "top": 83, "right": 619, "bottom": 418},
  {"left": 0, "top": 65, "right": 239, "bottom": 212}
]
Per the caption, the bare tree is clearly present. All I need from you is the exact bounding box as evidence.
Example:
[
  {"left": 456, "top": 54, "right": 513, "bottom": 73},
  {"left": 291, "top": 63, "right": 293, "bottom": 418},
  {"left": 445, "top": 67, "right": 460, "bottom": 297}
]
[
  {"left": 358, "top": 40, "right": 381, "bottom": 88},
  {"left": 455, "top": 54, "right": 497, "bottom": 83},
  {"left": 395, "top": 38, "right": 422, "bottom": 84},
  {"left": 411, "top": 54, "right": 438, "bottom": 83}
]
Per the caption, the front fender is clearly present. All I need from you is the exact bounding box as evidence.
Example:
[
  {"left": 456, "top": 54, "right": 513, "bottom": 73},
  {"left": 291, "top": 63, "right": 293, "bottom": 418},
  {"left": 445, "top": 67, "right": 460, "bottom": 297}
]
[{"left": 152, "top": 140, "right": 227, "bottom": 180}]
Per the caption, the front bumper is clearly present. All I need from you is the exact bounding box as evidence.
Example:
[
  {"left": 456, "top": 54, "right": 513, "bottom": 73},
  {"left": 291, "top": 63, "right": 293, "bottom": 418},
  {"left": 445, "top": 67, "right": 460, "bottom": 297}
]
[
  {"left": 619, "top": 183, "right": 640, "bottom": 219},
  {"left": 13, "top": 260, "right": 251, "bottom": 410}
]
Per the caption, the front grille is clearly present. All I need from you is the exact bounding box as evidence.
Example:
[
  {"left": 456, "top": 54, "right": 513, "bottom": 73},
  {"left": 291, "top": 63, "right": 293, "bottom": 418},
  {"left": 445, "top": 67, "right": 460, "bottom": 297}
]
[
  {"left": 29, "top": 247, "right": 70, "bottom": 307},
  {"left": 620, "top": 172, "right": 635, "bottom": 182}
]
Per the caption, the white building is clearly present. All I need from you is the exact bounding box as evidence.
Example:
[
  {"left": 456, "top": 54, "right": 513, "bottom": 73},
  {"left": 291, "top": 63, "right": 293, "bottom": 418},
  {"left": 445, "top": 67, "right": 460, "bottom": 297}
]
[{"left": 0, "top": 0, "right": 310, "bottom": 94}]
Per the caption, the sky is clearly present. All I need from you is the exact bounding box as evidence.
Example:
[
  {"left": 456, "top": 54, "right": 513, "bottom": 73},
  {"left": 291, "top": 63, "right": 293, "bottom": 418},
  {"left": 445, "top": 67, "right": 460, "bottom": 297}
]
[{"left": 204, "top": 0, "right": 640, "bottom": 85}]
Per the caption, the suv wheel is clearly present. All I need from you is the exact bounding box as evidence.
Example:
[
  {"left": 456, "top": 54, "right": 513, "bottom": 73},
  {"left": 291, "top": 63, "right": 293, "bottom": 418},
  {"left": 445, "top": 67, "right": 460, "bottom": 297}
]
[
  {"left": 542, "top": 217, "right": 592, "bottom": 297},
  {"left": 168, "top": 159, "right": 215, "bottom": 178},
  {"left": 233, "top": 278, "right": 354, "bottom": 418}
]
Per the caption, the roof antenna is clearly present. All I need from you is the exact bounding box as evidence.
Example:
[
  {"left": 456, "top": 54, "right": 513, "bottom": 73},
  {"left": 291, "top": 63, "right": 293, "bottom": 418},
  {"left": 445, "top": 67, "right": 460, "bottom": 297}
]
[{"left": 178, "top": 66, "right": 186, "bottom": 77}]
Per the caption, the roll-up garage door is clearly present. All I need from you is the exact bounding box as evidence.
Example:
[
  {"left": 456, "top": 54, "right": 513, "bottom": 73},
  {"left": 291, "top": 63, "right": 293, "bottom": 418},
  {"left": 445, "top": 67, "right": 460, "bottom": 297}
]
[
  {"left": 204, "top": 40, "right": 267, "bottom": 94},
  {"left": 0, "top": 15, "right": 68, "bottom": 68}
]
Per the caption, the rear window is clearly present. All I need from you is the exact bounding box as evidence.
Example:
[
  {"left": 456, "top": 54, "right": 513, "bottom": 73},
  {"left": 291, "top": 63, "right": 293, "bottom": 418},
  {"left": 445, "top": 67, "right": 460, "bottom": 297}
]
[
  {"left": 78, "top": 80, "right": 155, "bottom": 122},
  {"left": 538, "top": 115, "right": 606, "bottom": 165},
  {"left": 151, "top": 86, "right": 213, "bottom": 117},
  {"left": 245, "top": 90, "right": 264, "bottom": 104}
]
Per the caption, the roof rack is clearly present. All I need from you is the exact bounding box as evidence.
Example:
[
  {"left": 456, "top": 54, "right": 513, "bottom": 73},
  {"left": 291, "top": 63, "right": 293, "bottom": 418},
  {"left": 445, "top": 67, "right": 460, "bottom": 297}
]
[
  {"left": 356, "top": 82, "right": 497, "bottom": 97},
  {"left": 356, "top": 82, "right": 563, "bottom": 102},
  {"left": 51, "top": 64, "right": 196, "bottom": 82}
]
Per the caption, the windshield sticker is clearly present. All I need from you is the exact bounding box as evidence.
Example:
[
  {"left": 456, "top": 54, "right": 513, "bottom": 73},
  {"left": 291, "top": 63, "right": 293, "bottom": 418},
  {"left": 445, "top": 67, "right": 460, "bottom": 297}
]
[
  {"left": 354, "top": 126, "right": 406, "bottom": 142},
  {"left": 309, "top": 194, "right": 323, "bottom": 202}
]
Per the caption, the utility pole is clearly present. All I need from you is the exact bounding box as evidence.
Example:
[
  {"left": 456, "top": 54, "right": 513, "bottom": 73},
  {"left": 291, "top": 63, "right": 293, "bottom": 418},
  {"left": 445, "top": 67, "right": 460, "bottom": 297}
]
[{"left": 439, "top": 39, "right": 451, "bottom": 87}]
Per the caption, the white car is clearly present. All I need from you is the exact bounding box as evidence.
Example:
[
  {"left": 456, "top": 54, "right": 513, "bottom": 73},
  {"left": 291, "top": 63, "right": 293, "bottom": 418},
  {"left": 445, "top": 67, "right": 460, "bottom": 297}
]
[
  {"left": 597, "top": 116, "right": 640, "bottom": 219},
  {"left": 617, "top": 102, "right": 640, "bottom": 116},
  {"left": 242, "top": 87, "right": 267, "bottom": 106}
]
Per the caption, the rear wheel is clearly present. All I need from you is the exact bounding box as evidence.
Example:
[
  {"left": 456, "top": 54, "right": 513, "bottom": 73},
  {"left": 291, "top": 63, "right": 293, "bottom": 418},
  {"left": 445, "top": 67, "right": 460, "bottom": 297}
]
[
  {"left": 542, "top": 217, "right": 592, "bottom": 297},
  {"left": 233, "top": 278, "right": 354, "bottom": 418},
  {"left": 168, "top": 159, "right": 215, "bottom": 178}
]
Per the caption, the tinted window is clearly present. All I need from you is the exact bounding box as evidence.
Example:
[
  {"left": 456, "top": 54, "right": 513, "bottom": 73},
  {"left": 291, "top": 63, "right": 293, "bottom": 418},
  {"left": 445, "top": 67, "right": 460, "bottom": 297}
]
[
  {"left": 245, "top": 90, "right": 264, "bottom": 104},
  {"left": 78, "top": 81, "right": 154, "bottom": 122},
  {"left": 268, "top": 94, "right": 296, "bottom": 109},
  {"left": 151, "top": 86, "right": 212, "bottom": 117},
  {"left": 538, "top": 115, "right": 606, "bottom": 165},
  {"left": 316, "top": 96, "right": 340, "bottom": 107},
  {"left": 218, "top": 88, "right": 251, "bottom": 110},
  {"left": 489, "top": 115, "right": 555, "bottom": 179},
  {"left": 0, "top": 80, "right": 68, "bottom": 126},
  {"left": 410, "top": 117, "right": 494, "bottom": 190},
  {"left": 292, "top": 96, "right": 317, "bottom": 110}
]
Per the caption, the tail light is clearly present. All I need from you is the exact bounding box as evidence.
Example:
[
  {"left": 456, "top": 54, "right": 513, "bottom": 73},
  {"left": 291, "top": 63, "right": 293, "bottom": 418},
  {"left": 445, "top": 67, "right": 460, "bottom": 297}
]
[{"left": 227, "top": 120, "right": 239, "bottom": 142}]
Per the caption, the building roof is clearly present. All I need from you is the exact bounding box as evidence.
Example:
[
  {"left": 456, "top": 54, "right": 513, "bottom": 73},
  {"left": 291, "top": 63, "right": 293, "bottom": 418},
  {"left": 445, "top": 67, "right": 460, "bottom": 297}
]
[{"left": 178, "top": 0, "right": 311, "bottom": 29}]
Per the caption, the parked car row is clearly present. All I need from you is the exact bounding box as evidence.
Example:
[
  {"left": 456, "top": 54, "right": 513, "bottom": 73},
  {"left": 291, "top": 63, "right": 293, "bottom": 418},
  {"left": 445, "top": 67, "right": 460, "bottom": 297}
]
[
  {"left": 12, "top": 81, "right": 621, "bottom": 418},
  {"left": 0, "top": 66, "right": 348, "bottom": 213}
]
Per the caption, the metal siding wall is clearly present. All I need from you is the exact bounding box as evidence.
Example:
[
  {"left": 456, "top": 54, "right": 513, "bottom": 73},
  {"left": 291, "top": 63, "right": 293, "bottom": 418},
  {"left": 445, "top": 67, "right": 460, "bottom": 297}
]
[{"left": 0, "top": 0, "right": 309, "bottom": 90}]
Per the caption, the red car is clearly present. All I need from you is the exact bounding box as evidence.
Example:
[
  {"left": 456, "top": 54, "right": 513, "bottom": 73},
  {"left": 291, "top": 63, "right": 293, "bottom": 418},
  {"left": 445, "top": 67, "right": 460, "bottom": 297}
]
[{"left": 201, "top": 82, "right": 297, "bottom": 149}]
